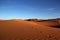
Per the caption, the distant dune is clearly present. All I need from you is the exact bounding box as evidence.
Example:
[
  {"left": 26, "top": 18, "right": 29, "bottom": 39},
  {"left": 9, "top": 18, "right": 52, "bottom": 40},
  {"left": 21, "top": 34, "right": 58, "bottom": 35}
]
[{"left": 0, "top": 18, "right": 60, "bottom": 40}]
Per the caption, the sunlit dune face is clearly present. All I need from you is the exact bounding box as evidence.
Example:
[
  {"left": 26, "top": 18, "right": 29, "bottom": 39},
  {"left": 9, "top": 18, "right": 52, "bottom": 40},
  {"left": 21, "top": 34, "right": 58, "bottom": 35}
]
[
  {"left": 0, "top": 19, "right": 60, "bottom": 40},
  {"left": 9, "top": 20, "right": 39, "bottom": 26}
]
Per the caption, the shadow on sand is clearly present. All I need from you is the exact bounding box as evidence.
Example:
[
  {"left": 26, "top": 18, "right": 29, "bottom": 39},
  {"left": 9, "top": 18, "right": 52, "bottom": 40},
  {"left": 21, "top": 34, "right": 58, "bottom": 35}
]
[{"left": 51, "top": 25, "right": 60, "bottom": 28}]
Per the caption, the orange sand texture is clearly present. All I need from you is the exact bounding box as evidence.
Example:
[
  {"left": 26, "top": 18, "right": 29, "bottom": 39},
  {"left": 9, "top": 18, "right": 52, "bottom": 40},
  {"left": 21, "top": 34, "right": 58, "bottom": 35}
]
[{"left": 0, "top": 19, "right": 60, "bottom": 40}]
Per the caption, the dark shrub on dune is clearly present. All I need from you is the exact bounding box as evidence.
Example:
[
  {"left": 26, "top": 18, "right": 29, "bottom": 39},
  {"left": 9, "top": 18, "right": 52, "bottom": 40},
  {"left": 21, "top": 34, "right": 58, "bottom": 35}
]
[
  {"left": 26, "top": 19, "right": 32, "bottom": 21},
  {"left": 26, "top": 19, "right": 40, "bottom": 22}
]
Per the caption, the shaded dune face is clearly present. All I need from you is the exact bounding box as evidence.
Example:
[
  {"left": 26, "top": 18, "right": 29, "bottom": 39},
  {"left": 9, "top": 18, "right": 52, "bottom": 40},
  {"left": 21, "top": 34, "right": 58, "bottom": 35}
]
[
  {"left": 0, "top": 20, "right": 60, "bottom": 40},
  {"left": 26, "top": 19, "right": 60, "bottom": 28},
  {"left": 37, "top": 20, "right": 60, "bottom": 28}
]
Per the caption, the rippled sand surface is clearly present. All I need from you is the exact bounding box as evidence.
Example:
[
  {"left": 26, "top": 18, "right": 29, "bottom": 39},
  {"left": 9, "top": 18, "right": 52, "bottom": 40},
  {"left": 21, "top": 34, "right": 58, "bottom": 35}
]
[{"left": 0, "top": 20, "right": 60, "bottom": 40}]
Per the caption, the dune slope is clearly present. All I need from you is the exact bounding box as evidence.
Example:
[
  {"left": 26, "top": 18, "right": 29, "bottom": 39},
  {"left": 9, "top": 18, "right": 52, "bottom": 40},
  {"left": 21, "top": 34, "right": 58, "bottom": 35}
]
[{"left": 0, "top": 20, "right": 60, "bottom": 40}]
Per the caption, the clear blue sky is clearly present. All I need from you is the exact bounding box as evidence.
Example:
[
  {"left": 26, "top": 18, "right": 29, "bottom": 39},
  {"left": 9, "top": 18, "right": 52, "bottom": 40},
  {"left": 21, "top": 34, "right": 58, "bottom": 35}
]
[{"left": 0, "top": 0, "right": 60, "bottom": 19}]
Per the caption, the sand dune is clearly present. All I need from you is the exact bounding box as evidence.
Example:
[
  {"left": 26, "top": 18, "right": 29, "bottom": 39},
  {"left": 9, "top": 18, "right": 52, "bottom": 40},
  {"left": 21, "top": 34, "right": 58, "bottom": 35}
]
[{"left": 0, "top": 19, "right": 60, "bottom": 40}]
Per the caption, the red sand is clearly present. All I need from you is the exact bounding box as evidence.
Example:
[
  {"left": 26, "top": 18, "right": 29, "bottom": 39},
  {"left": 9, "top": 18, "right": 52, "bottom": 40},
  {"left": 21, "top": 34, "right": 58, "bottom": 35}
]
[{"left": 0, "top": 20, "right": 60, "bottom": 40}]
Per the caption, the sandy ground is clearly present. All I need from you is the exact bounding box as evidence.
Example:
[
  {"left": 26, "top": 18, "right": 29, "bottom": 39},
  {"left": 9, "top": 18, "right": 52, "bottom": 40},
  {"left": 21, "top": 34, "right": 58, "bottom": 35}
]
[{"left": 0, "top": 19, "right": 60, "bottom": 40}]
